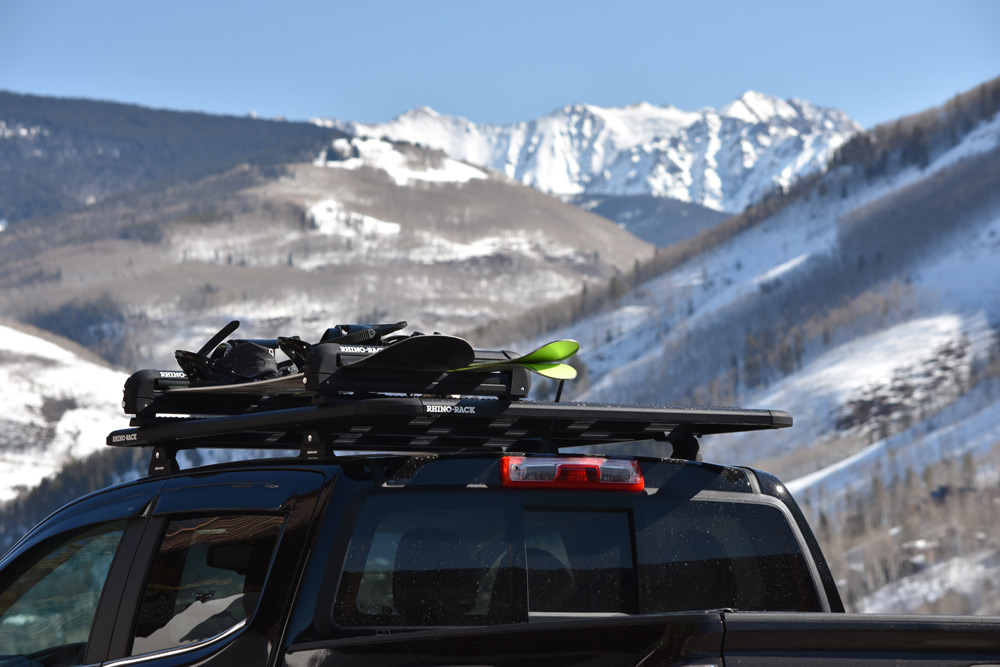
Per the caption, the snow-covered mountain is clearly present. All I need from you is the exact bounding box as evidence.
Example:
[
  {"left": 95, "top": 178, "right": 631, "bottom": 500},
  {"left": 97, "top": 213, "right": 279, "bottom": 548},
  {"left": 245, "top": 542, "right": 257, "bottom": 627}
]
[
  {"left": 322, "top": 92, "right": 860, "bottom": 213},
  {"left": 0, "top": 321, "right": 126, "bottom": 502}
]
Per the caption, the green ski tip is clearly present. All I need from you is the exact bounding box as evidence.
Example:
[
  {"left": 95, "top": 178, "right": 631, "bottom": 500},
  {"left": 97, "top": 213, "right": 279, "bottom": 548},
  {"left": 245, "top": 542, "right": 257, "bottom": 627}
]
[
  {"left": 454, "top": 339, "right": 580, "bottom": 374},
  {"left": 522, "top": 362, "right": 577, "bottom": 380},
  {"left": 450, "top": 339, "right": 580, "bottom": 379},
  {"left": 515, "top": 339, "right": 580, "bottom": 365},
  {"left": 451, "top": 360, "right": 577, "bottom": 380}
]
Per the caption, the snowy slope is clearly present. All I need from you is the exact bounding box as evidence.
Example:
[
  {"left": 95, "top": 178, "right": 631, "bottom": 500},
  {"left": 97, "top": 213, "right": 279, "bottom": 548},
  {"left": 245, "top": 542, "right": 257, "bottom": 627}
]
[
  {"left": 557, "top": 111, "right": 1000, "bottom": 406},
  {"left": 759, "top": 206, "right": 1000, "bottom": 514},
  {"left": 321, "top": 92, "right": 860, "bottom": 213},
  {"left": 0, "top": 322, "right": 126, "bottom": 502},
  {"left": 723, "top": 116, "right": 1000, "bottom": 504},
  {"left": 528, "top": 109, "right": 1000, "bottom": 491},
  {"left": 859, "top": 548, "right": 1000, "bottom": 615}
]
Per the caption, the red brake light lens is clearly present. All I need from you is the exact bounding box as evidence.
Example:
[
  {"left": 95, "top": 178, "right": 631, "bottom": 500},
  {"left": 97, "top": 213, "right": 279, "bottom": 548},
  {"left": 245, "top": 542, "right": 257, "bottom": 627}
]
[{"left": 501, "top": 456, "right": 644, "bottom": 492}]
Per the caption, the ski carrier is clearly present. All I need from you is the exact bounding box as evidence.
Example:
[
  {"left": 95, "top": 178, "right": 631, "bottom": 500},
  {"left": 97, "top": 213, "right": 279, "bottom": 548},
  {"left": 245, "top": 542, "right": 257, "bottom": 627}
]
[{"left": 107, "top": 320, "right": 793, "bottom": 474}]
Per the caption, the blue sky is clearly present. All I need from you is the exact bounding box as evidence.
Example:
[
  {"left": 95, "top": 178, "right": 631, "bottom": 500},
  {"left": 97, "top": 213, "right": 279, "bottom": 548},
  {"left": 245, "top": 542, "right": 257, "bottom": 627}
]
[{"left": 1, "top": 0, "right": 998, "bottom": 129}]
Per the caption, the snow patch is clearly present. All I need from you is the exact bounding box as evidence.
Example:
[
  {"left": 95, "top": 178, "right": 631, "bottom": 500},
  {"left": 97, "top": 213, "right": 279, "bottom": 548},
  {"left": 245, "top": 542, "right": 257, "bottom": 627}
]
[
  {"left": 308, "top": 199, "right": 401, "bottom": 239},
  {"left": 754, "top": 253, "right": 811, "bottom": 285},
  {"left": 407, "top": 229, "right": 580, "bottom": 266},
  {"left": 315, "top": 137, "right": 487, "bottom": 186},
  {"left": 0, "top": 121, "right": 45, "bottom": 140},
  {"left": 760, "top": 314, "right": 969, "bottom": 420}
]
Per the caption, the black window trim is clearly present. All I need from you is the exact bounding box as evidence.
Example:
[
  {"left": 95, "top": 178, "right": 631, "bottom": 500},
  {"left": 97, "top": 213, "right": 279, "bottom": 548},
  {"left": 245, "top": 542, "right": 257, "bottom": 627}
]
[
  {"left": 84, "top": 513, "right": 156, "bottom": 664},
  {"left": 105, "top": 513, "right": 169, "bottom": 659}
]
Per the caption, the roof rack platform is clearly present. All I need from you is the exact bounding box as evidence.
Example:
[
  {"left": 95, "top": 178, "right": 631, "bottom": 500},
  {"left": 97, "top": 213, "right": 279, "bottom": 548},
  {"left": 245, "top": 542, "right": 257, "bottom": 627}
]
[{"left": 108, "top": 394, "right": 792, "bottom": 474}]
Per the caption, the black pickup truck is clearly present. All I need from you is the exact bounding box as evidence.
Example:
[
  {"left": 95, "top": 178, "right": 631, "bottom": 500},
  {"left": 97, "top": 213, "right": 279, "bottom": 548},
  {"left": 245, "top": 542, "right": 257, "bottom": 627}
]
[{"left": 2, "top": 325, "right": 999, "bottom": 666}]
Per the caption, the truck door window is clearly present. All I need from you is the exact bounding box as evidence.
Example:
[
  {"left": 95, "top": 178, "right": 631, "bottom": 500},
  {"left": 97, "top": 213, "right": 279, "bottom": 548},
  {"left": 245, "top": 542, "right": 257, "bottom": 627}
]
[
  {"left": 0, "top": 520, "right": 126, "bottom": 666},
  {"left": 129, "top": 514, "right": 284, "bottom": 656}
]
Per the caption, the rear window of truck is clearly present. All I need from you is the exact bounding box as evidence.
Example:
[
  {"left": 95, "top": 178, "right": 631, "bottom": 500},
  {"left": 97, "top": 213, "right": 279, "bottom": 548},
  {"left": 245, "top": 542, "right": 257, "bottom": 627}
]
[{"left": 332, "top": 491, "right": 821, "bottom": 628}]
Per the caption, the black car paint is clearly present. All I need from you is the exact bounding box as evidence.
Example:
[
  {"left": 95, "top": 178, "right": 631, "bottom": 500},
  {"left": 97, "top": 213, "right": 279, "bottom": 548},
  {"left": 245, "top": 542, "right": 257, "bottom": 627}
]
[{"left": 4, "top": 455, "right": 1000, "bottom": 666}]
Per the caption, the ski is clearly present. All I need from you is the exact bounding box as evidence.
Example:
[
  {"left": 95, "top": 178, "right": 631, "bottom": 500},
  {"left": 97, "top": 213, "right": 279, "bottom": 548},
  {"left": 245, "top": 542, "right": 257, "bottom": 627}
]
[
  {"left": 519, "top": 361, "right": 577, "bottom": 380},
  {"left": 452, "top": 339, "right": 579, "bottom": 373},
  {"left": 462, "top": 360, "right": 578, "bottom": 380},
  {"left": 166, "top": 373, "right": 307, "bottom": 395},
  {"left": 341, "top": 334, "right": 476, "bottom": 372}
]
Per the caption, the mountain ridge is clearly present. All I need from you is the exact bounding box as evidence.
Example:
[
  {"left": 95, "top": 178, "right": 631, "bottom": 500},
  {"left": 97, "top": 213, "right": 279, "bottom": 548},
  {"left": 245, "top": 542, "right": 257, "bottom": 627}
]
[
  {"left": 0, "top": 90, "right": 344, "bottom": 223},
  {"left": 322, "top": 90, "right": 860, "bottom": 213}
]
